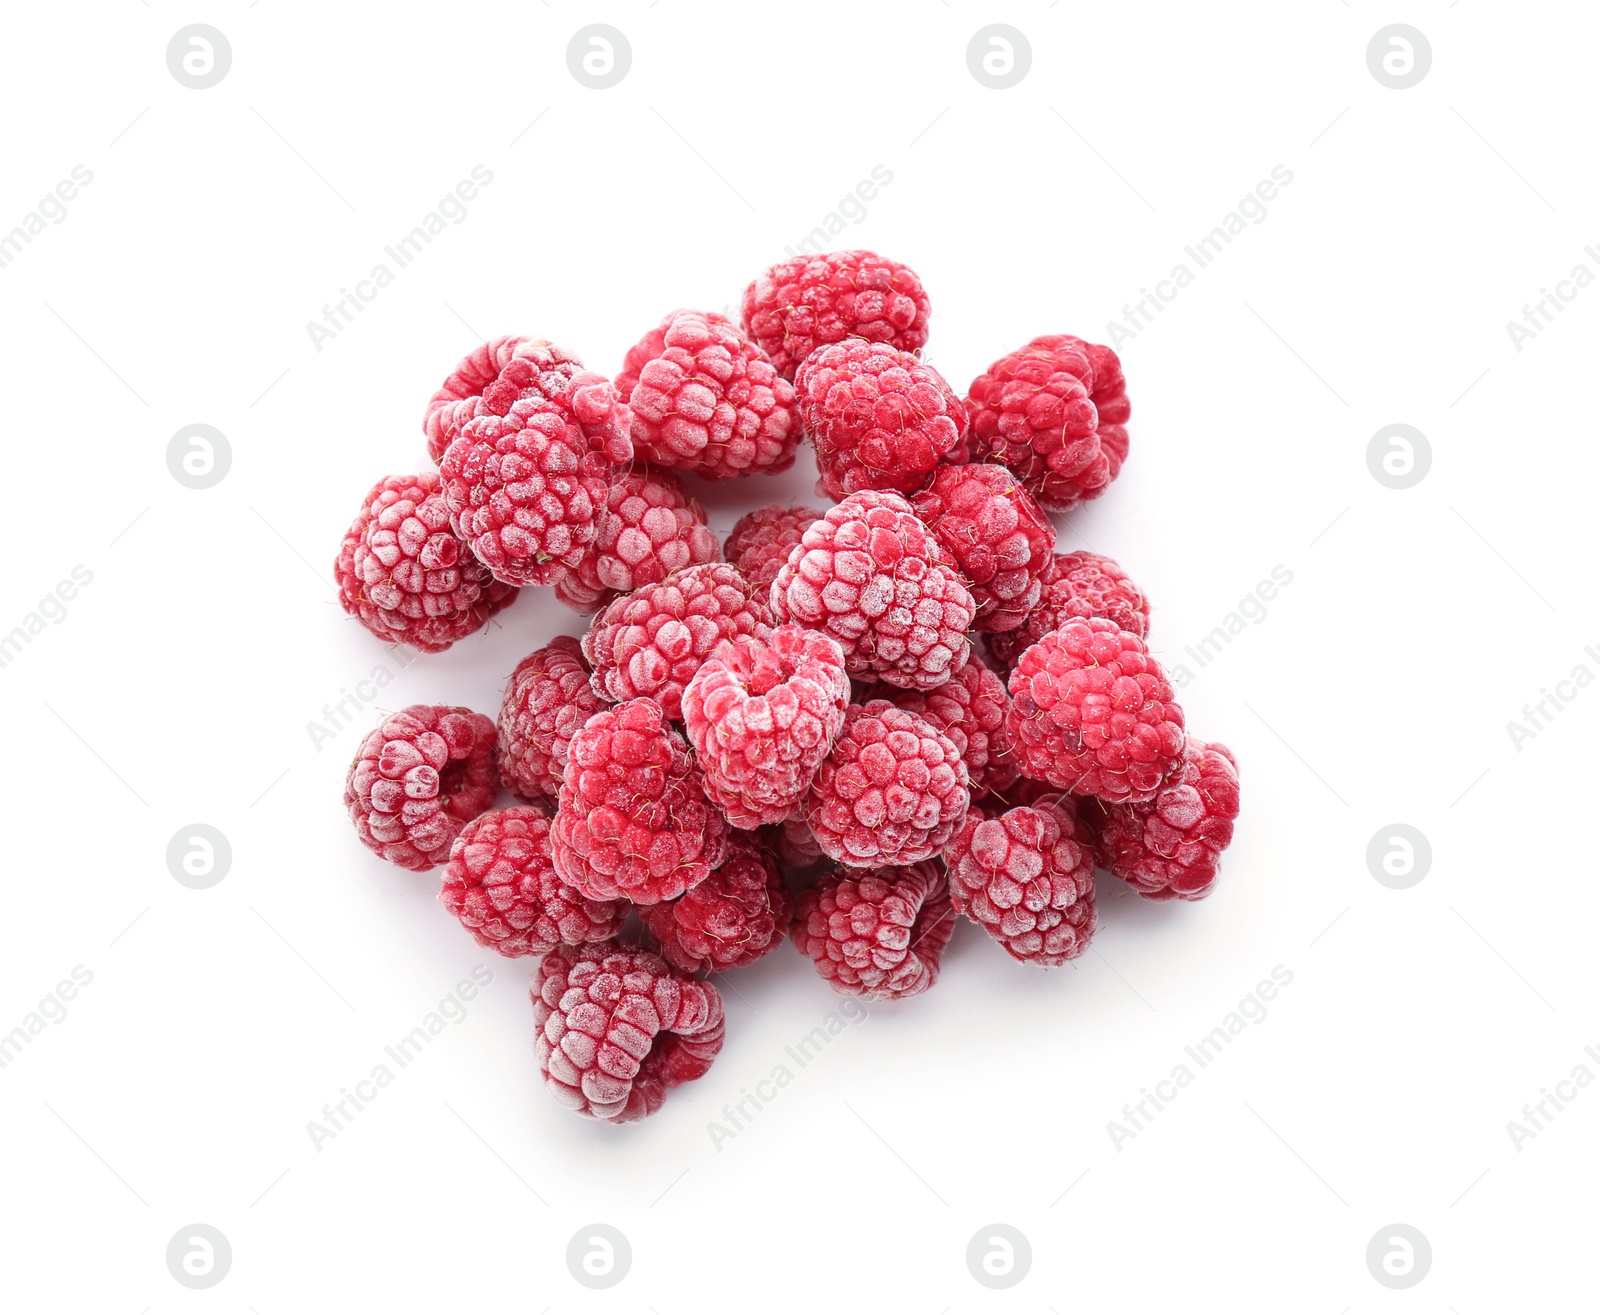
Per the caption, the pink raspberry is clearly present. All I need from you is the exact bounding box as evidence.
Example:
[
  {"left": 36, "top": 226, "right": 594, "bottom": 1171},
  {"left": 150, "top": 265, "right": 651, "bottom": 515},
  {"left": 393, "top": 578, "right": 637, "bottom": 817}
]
[
  {"left": 725, "top": 503, "right": 826, "bottom": 590},
  {"left": 987, "top": 551, "right": 1150, "bottom": 674},
  {"left": 887, "top": 655, "right": 1017, "bottom": 796},
  {"left": 533, "top": 941, "right": 725, "bottom": 1122},
  {"left": 796, "top": 340, "right": 969, "bottom": 500},
  {"left": 344, "top": 704, "right": 498, "bottom": 871},
  {"left": 791, "top": 862, "right": 953, "bottom": 1000},
  {"left": 1095, "top": 738, "right": 1240, "bottom": 901},
  {"left": 682, "top": 624, "right": 851, "bottom": 828},
  {"left": 1077, "top": 338, "right": 1131, "bottom": 477},
  {"left": 642, "top": 839, "right": 792, "bottom": 973},
  {"left": 581, "top": 564, "right": 773, "bottom": 721},
  {"left": 551, "top": 698, "right": 729, "bottom": 904},
  {"left": 804, "top": 699, "right": 969, "bottom": 866},
  {"left": 742, "top": 250, "right": 931, "bottom": 381},
  {"left": 769, "top": 489, "right": 975, "bottom": 691},
  {"left": 621, "top": 309, "right": 801, "bottom": 479},
  {"left": 548, "top": 467, "right": 721, "bottom": 614},
  {"left": 910, "top": 464, "right": 1053, "bottom": 633},
  {"left": 497, "top": 636, "right": 609, "bottom": 807},
  {"left": 440, "top": 807, "right": 626, "bottom": 956},
  {"left": 1007, "top": 617, "right": 1185, "bottom": 803},
  {"left": 335, "top": 471, "right": 518, "bottom": 653},
  {"left": 943, "top": 797, "right": 1096, "bottom": 966}
]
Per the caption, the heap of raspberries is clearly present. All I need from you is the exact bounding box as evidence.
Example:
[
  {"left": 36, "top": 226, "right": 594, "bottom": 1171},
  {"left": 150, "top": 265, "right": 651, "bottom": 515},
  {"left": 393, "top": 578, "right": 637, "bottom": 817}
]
[{"left": 334, "top": 248, "right": 1242, "bottom": 1126}]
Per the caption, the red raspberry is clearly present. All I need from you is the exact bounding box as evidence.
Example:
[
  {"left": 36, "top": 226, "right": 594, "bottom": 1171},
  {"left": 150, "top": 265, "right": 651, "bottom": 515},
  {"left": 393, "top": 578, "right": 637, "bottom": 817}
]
[
  {"left": 344, "top": 704, "right": 498, "bottom": 871},
  {"left": 796, "top": 340, "right": 969, "bottom": 500},
  {"left": 497, "top": 636, "right": 608, "bottom": 807},
  {"left": 440, "top": 807, "right": 626, "bottom": 956},
  {"left": 773, "top": 813, "right": 826, "bottom": 869},
  {"left": 548, "top": 467, "right": 721, "bottom": 614},
  {"left": 621, "top": 309, "right": 801, "bottom": 479},
  {"left": 804, "top": 699, "right": 970, "bottom": 866},
  {"left": 725, "top": 503, "right": 826, "bottom": 590},
  {"left": 769, "top": 489, "right": 975, "bottom": 691},
  {"left": 551, "top": 698, "right": 729, "bottom": 904},
  {"left": 910, "top": 464, "right": 1053, "bottom": 633},
  {"left": 682, "top": 624, "right": 851, "bottom": 828},
  {"left": 742, "top": 250, "right": 931, "bottom": 381},
  {"left": 642, "top": 839, "right": 792, "bottom": 973},
  {"left": 887, "top": 655, "right": 1017, "bottom": 797},
  {"left": 533, "top": 941, "right": 725, "bottom": 1122},
  {"left": 581, "top": 564, "right": 773, "bottom": 721},
  {"left": 943, "top": 797, "right": 1096, "bottom": 966},
  {"left": 1007, "top": 617, "right": 1185, "bottom": 803},
  {"left": 1095, "top": 738, "right": 1240, "bottom": 901},
  {"left": 791, "top": 862, "right": 953, "bottom": 1000},
  {"left": 1077, "top": 338, "right": 1131, "bottom": 478},
  {"left": 987, "top": 551, "right": 1150, "bottom": 673},
  {"left": 335, "top": 471, "right": 518, "bottom": 653}
]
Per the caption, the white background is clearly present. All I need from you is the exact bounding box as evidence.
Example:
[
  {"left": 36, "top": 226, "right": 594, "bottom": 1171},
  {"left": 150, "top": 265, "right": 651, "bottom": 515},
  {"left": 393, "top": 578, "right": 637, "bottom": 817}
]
[{"left": 1, "top": 2, "right": 1594, "bottom": 1310}]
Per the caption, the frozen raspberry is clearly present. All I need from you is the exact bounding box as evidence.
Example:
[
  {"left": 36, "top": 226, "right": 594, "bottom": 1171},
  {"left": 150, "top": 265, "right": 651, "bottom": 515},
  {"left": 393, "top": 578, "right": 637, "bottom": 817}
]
[
  {"left": 773, "top": 813, "right": 826, "bottom": 869},
  {"left": 621, "top": 309, "right": 801, "bottom": 479},
  {"left": 440, "top": 807, "right": 626, "bottom": 956},
  {"left": 804, "top": 700, "right": 969, "bottom": 866},
  {"left": 943, "top": 797, "right": 1096, "bottom": 966},
  {"left": 682, "top": 624, "right": 851, "bottom": 828},
  {"left": 742, "top": 250, "right": 931, "bottom": 381},
  {"left": 547, "top": 467, "right": 721, "bottom": 614},
  {"left": 769, "top": 489, "right": 974, "bottom": 691},
  {"left": 988, "top": 551, "right": 1150, "bottom": 673},
  {"left": 497, "top": 637, "right": 609, "bottom": 806},
  {"left": 725, "top": 504, "right": 826, "bottom": 590},
  {"left": 551, "top": 698, "right": 729, "bottom": 904},
  {"left": 533, "top": 941, "right": 725, "bottom": 1122},
  {"left": 335, "top": 471, "right": 518, "bottom": 653},
  {"left": 642, "top": 839, "right": 792, "bottom": 973},
  {"left": 1095, "top": 738, "right": 1240, "bottom": 901},
  {"left": 887, "top": 655, "right": 1017, "bottom": 796},
  {"left": 796, "top": 340, "right": 969, "bottom": 500},
  {"left": 791, "top": 862, "right": 952, "bottom": 1000},
  {"left": 344, "top": 704, "right": 498, "bottom": 871},
  {"left": 1007, "top": 617, "right": 1185, "bottom": 803},
  {"left": 910, "top": 464, "right": 1052, "bottom": 633},
  {"left": 582, "top": 564, "right": 773, "bottom": 721},
  {"left": 1076, "top": 338, "right": 1131, "bottom": 478}
]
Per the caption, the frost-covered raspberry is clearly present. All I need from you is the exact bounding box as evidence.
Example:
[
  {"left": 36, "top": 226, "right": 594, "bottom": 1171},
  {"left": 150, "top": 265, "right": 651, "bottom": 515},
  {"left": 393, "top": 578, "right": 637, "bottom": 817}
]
[
  {"left": 551, "top": 698, "right": 729, "bottom": 904},
  {"left": 440, "top": 394, "right": 632, "bottom": 586},
  {"left": 796, "top": 340, "right": 969, "bottom": 500},
  {"left": 642, "top": 840, "right": 792, "bottom": 973},
  {"left": 1095, "top": 738, "right": 1240, "bottom": 901},
  {"left": 773, "top": 813, "right": 826, "bottom": 870},
  {"left": 335, "top": 471, "right": 518, "bottom": 652},
  {"left": 769, "top": 489, "right": 974, "bottom": 690},
  {"left": 621, "top": 309, "right": 800, "bottom": 479},
  {"left": 533, "top": 941, "right": 725, "bottom": 1122},
  {"left": 791, "top": 862, "right": 952, "bottom": 1000},
  {"left": 441, "top": 807, "right": 626, "bottom": 956},
  {"left": 742, "top": 250, "right": 931, "bottom": 381},
  {"left": 804, "top": 700, "right": 969, "bottom": 866},
  {"left": 497, "top": 637, "right": 609, "bottom": 806},
  {"left": 725, "top": 504, "right": 826, "bottom": 590},
  {"left": 548, "top": 467, "right": 721, "bottom": 614},
  {"left": 582, "top": 564, "right": 773, "bottom": 721},
  {"left": 888, "top": 655, "right": 1017, "bottom": 796},
  {"left": 682, "top": 624, "right": 851, "bottom": 828},
  {"left": 987, "top": 551, "right": 1150, "bottom": 673},
  {"left": 1007, "top": 618, "right": 1185, "bottom": 803},
  {"left": 910, "top": 464, "right": 1053, "bottom": 633},
  {"left": 943, "top": 797, "right": 1096, "bottom": 966},
  {"left": 345, "top": 704, "right": 498, "bottom": 871}
]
